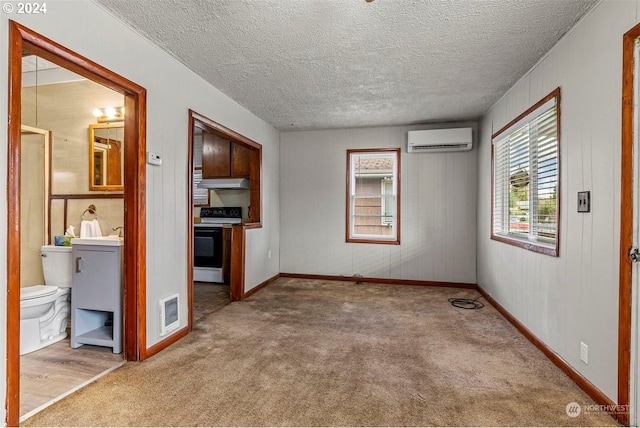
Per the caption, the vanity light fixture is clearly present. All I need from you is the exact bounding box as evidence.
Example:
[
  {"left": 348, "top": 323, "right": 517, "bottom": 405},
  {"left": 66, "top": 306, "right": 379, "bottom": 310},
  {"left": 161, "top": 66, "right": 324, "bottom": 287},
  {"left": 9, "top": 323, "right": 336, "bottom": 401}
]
[{"left": 93, "top": 106, "right": 125, "bottom": 123}]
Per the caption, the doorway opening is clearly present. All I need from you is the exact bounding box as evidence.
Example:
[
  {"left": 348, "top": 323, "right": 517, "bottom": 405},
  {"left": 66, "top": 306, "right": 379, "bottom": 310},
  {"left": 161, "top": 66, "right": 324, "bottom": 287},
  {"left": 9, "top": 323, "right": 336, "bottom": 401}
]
[
  {"left": 19, "top": 63, "right": 128, "bottom": 421},
  {"left": 187, "top": 110, "right": 263, "bottom": 329},
  {"left": 7, "top": 21, "right": 147, "bottom": 426},
  {"left": 619, "top": 21, "right": 640, "bottom": 427}
]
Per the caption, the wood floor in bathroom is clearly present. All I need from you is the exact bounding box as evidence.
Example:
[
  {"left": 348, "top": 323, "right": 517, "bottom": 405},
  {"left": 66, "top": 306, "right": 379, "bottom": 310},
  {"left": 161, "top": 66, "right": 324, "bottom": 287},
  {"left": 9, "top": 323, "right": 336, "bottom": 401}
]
[
  {"left": 20, "top": 338, "right": 124, "bottom": 419},
  {"left": 20, "top": 282, "right": 229, "bottom": 420}
]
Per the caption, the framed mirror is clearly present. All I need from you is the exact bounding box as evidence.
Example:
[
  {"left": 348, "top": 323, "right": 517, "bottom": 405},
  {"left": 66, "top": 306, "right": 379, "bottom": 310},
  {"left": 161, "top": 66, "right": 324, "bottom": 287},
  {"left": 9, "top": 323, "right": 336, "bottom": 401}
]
[{"left": 89, "top": 123, "right": 124, "bottom": 191}]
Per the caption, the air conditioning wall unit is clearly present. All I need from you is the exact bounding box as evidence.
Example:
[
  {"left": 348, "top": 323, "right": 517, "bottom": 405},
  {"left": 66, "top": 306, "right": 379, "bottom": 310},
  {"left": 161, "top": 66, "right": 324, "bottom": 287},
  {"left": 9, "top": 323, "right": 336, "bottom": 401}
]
[{"left": 407, "top": 127, "right": 473, "bottom": 153}]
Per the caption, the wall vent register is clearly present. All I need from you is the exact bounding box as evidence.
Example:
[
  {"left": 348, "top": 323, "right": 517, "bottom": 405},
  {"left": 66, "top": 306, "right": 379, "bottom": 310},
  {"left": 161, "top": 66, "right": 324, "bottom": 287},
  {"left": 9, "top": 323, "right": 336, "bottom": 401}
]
[{"left": 159, "top": 294, "right": 179, "bottom": 336}]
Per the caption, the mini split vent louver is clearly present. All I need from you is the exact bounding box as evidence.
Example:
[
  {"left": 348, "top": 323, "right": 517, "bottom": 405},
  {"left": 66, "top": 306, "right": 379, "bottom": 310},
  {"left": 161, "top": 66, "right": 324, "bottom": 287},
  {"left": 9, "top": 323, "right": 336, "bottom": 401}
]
[{"left": 407, "top": 127, "right": 473, "bottom": 153}]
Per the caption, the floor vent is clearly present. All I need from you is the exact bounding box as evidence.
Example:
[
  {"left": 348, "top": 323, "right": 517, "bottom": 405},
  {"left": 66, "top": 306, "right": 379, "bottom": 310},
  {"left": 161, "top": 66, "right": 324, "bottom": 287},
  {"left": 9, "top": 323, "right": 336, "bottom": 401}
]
[{"left": 159, "top": 294, "right": 179, "bottom": 336}]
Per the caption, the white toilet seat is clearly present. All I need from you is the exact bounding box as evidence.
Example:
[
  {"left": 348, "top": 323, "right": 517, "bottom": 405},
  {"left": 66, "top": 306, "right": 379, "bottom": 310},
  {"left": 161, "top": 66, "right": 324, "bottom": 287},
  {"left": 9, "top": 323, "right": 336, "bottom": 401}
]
[{"left": 20, "top": 285, "right": 58, "bottom": 301}]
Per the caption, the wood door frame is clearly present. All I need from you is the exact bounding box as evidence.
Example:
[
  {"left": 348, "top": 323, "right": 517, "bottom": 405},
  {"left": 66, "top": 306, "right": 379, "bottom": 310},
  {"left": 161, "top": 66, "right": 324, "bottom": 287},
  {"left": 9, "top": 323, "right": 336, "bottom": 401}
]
[
  {"left": 6, "top": 21, "right": 147, "bottom": 426},
  {"left": 618, "top": 21, "right": 640, "bottom": 427},
  {"left": 187, "top": 110, "right": 262, "bottom": 329}
]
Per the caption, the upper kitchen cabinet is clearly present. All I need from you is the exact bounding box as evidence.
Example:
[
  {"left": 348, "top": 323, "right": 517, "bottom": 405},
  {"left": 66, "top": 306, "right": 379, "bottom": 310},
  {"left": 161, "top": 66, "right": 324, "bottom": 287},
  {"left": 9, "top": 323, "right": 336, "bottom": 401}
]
[
  {"left": 231, "top": 143, "right": 251, "bottom": 178},
  {"left": 202, "top": 130, "right": 251, "bottom": 179}
]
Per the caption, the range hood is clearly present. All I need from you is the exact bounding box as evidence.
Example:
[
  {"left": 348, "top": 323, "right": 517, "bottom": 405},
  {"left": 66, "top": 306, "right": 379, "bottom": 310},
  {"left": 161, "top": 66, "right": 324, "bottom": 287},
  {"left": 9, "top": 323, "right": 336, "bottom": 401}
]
[{"left": 197, "top": 178, "right": 250, "bottom": 190}]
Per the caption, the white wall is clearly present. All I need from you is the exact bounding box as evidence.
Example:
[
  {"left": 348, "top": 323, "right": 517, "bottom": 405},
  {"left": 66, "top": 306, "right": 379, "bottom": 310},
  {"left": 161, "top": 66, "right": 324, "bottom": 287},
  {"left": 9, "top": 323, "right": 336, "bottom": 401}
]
[
  {"left": 477, "top": 0, "right": 640, "bottom": 401},
  {"left": 280, "top": 126, "right": 477, "bottom": 283},
  {"left": 0, "top": 2, "right": 280, "bottom": 417}
]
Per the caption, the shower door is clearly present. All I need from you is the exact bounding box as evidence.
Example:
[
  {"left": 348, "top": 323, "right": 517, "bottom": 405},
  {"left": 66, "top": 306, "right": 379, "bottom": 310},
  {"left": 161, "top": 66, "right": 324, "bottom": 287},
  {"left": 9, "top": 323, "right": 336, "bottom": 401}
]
[{"left": 20, "top": 125, "right": 50, "bottom": 287}]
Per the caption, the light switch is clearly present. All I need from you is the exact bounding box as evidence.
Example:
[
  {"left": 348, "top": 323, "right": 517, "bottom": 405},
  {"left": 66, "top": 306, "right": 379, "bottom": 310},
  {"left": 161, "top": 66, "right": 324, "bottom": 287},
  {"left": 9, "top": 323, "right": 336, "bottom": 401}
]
[{"left": 577, "top": 191, "right": 590, "bottom": 213}]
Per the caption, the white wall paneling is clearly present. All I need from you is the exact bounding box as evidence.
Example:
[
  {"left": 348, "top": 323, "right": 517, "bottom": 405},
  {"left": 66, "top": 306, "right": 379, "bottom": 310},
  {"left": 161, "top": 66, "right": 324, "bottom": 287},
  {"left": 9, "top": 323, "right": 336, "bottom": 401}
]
[
  {"left": 477, "top": 0, "right": 639, "bottom": 401},
  {"left": 280, "top": 125, "right": 478, "bottom": 284}
]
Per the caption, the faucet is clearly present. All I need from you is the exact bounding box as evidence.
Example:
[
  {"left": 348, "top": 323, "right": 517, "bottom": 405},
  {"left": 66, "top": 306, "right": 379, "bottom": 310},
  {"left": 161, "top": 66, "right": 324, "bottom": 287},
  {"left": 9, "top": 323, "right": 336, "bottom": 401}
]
[{"left": 112, "top": 226, "right": 124, "bottom": 237}]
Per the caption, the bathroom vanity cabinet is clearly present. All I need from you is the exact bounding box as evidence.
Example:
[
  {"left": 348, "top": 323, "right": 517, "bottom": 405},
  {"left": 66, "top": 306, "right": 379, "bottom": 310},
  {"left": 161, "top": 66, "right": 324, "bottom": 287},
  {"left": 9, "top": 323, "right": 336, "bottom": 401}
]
[{"left": 70, "top": 242, "right": 122, "bottom": 353}]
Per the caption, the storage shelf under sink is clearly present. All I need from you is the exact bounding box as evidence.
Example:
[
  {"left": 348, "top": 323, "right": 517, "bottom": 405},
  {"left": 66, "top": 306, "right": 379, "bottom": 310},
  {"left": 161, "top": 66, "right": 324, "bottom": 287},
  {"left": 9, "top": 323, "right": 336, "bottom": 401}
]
[{"left": 76, "top": 326, "right": 113, "bottom": 343}]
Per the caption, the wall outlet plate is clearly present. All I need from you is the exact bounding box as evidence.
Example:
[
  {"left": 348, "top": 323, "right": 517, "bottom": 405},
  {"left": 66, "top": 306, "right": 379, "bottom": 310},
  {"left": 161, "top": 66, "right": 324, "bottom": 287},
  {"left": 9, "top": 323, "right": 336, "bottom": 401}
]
[
  {"left": 147, "top": 151, "right": 162, "bottom": 166},
  {"left": 580, "top": 341, "right": 588, "bottom": 364},
  {"left": 577, "top": 191, "right": 590, "bottom": 213}
]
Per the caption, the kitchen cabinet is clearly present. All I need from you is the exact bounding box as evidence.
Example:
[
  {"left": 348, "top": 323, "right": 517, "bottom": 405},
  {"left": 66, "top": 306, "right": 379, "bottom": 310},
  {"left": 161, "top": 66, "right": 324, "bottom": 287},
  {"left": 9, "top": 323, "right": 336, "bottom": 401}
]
[
  {"left": 231, "top": 143, "right": 251, "bottom": 178},
  {"left": 70, "top": 244, "right": 122, "bottom": 353},
  {"left": 202, "top": 132, "right": 230, "bottom": 178},
  {"left": 202, "top": 130, "right": 251, "bottom": 178}
]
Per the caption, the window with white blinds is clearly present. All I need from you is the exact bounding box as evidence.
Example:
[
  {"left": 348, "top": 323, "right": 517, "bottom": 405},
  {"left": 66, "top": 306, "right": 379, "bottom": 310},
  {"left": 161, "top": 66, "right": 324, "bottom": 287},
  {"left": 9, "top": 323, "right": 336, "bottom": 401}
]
[{"left": 492, "top": 88, "right": 560, "bottom": 256}]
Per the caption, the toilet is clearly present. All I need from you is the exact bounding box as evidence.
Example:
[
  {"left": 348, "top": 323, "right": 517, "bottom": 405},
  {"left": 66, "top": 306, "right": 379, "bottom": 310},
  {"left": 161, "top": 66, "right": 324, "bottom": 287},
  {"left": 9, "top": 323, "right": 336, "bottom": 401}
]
[{"left": 20, "top": 245, "right": 73, "bottom": 355}]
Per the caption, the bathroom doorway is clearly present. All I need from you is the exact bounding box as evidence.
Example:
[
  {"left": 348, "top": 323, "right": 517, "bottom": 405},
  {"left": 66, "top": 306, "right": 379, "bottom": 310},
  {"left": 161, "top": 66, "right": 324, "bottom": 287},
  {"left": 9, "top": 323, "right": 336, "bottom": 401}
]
[
  {"left": 7, "top": 21, "right": 147, "bottom": 426},
  {"left": 18, "top": 61, "right": 128, "bottom": 420}
]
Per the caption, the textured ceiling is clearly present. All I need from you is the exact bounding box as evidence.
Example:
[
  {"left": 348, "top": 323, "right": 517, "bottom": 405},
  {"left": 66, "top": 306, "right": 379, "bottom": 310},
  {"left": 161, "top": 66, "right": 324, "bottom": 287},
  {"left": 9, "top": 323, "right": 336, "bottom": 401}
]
[{"left": 94, "top": 0, "right": 598, "bottom": 131}]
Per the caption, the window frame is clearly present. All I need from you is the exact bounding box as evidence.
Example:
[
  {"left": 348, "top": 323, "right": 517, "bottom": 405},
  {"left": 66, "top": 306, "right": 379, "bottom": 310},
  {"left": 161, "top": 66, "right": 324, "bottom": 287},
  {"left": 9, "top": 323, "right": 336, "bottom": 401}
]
[
  {"left": 491, "top": 87, "right": 561, "bottom": 257},
  {"left": 381, "top": 178, "right": 394, "bottom": 226},
  {"left": 346, "top": 148, "right": 401, "bottom": 245}
]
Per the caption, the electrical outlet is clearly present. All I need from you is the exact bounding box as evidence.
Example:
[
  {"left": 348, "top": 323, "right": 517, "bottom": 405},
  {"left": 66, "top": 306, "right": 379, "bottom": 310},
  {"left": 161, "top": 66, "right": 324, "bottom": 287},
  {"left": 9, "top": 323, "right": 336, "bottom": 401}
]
[
  {"left": 146, "top": 151, "right": 162, "bottom": 166},
  {"left": 580, "top": 342, "right": 588, "bottom": 364},
  {"left": 268, "top": 250, "right": 272, "bottom": 259}
]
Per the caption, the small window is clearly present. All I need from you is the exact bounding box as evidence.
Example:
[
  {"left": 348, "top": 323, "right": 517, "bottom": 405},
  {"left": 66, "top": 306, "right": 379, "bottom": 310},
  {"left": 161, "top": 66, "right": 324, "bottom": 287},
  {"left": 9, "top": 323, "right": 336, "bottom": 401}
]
[
  {"left": 193, "top": 168, "right": 209, "bottom": 207},
  {"left": 491, "top": 88, "right": 560, "bottom": 256},
  {"left": 347, "top": 149, "right": 400, "bottom": 244}
]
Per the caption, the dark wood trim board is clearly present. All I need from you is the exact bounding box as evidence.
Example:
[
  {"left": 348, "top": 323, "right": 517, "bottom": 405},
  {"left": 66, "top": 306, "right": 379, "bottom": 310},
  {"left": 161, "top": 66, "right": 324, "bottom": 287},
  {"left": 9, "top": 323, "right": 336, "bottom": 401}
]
[
  {"left": 616, "top": 20, "right": 640, "bottom": 427},
  {"left": 477, "top": 285, "right": 618, "bottom": 421}
]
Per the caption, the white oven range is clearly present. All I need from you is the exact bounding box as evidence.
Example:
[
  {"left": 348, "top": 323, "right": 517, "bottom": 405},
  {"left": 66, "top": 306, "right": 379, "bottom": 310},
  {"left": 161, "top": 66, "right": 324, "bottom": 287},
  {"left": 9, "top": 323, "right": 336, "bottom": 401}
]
[{"left": 194, "top": 207, "right": 241, "bottom": 283}]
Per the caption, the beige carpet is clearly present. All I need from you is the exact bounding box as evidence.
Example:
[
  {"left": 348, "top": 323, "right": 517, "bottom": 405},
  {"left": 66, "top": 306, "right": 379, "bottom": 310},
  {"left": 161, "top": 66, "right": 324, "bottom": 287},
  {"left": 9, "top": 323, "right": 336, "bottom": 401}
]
[{"left": 23, "top": 278, "right": 618, "bottom": 427}]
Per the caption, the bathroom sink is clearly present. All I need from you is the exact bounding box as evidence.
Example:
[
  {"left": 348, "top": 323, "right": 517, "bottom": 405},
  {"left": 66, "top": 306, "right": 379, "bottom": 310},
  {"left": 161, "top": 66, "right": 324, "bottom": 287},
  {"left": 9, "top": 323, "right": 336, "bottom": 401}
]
[{"left": 70, "top": 236, "right": 124, "bottom": 246}]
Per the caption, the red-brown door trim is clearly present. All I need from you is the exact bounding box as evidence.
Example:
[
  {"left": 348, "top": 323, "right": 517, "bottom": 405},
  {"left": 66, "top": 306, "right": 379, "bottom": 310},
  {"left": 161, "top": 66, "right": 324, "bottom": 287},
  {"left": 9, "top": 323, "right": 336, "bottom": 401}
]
[
  {"left": 618, "top": 21, "right": 640, "bottom": 427},
  {"left": 187, "top": 110, "right": 263, "bottom": 313},
  {"left": 230, "top": 224, "right": 247, "bottom": 301},
  {"left": 7, "top": 21, "right": 147, "bottom": 426},
  {"left": 6, "top": 21, "right": 22, "bottom": 428},
  {"left": 187, "top": 113, "right": 196, "bottom": 329}
]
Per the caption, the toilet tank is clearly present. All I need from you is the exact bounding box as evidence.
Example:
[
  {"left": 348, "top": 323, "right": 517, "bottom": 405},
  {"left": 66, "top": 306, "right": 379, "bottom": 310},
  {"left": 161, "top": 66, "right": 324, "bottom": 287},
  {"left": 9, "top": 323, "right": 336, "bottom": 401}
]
[{"left": 40, "top": 245, "right": 73, "bottom": 288}]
